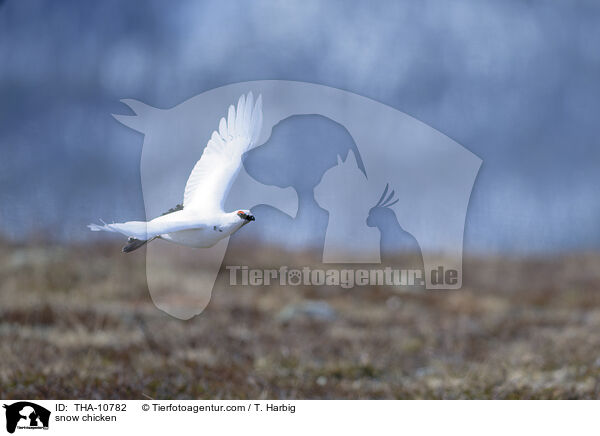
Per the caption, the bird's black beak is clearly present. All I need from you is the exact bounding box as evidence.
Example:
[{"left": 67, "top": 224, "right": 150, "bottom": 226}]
[{"left": 238, "top": 212, "right": 255, "bottom": 222}]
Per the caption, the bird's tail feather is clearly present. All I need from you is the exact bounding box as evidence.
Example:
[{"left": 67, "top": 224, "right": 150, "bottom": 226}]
[{"left": 87, "top": 220, "right": 149, "bottom": 240}]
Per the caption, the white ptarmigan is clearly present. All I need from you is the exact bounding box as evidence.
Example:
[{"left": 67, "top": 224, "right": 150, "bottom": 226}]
[{"left": 88, "top": 92, "right": 262, "bottom": 252}]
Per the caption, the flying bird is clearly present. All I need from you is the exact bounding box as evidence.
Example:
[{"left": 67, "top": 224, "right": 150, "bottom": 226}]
[{"left": 88, "top": 92, "right": 263, "bottom": 252}]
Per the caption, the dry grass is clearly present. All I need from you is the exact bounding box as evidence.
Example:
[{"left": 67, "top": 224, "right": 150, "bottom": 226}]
[{"left": 1, "top": 241, "right": 600, "bottom": 399}]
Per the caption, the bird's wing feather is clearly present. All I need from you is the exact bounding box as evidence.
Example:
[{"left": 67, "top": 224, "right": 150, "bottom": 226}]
[{"left": 183, "top": 92, "right": 263, "bottom": 213}]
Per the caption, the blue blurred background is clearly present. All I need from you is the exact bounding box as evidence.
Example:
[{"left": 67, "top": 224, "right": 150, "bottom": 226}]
[{"left": 0, "top": 0, "right": 598, "bottom": 253}]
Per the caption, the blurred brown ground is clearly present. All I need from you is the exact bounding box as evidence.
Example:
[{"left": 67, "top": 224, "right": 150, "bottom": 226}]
[{"left": 1, "top": 240, "right": 600, "bottom": 399}]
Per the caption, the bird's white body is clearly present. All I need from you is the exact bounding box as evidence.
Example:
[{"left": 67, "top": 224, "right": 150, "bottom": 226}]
[
  {"left": 158, "top": 210, "right": 248, "bottom": 248},
  {"left": 89, "top": 92, "right": 262, "bottom": 251}
]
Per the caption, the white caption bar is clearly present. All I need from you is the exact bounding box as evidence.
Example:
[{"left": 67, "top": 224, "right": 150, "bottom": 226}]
[{"left": 0, "top": 400, "right": 596, "bottom": 435}]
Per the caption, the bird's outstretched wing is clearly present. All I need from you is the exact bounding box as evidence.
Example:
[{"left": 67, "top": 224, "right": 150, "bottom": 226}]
[{"left": 183, "top": 92, "right": 263, "bottom": 213}]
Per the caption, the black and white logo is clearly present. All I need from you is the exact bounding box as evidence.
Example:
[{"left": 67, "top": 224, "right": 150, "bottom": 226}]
[{"left": 3, "top": 402, "right": 50, "bottom": 434}]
